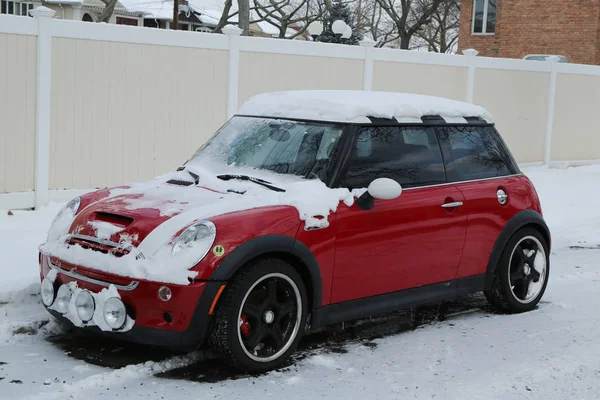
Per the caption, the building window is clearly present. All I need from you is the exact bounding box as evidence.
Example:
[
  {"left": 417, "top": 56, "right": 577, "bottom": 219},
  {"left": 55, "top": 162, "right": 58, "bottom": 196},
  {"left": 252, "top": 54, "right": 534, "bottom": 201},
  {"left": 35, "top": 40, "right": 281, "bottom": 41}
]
[
  {"left": 116, "top": 17, "right": 139, "bottom": 26},
  {"left": 1, "top": 0, "right": 34, "bottom": 16},
  {"left": 472, "top": 0, "right": 497, "bottom": 34},
  {"left": 194, "top": 25, "right": 212, "bottom": 33}
]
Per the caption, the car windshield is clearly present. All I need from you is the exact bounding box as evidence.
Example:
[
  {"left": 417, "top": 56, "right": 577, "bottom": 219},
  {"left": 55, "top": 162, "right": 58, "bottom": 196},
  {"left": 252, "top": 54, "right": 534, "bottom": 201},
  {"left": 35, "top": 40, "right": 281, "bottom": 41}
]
[{"left": 187, "top": 116, "right": 345, "bottom": 182}]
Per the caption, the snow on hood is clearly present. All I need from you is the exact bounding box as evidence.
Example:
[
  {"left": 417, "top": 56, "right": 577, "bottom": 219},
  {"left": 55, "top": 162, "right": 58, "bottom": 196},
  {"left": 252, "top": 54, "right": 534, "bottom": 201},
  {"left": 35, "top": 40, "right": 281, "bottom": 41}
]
[
  {"left": 41, "top": 165, "right": 362, "bottom": 285},
  {"left": 238, "top": 90, "right": 493, "bottom": 123}
]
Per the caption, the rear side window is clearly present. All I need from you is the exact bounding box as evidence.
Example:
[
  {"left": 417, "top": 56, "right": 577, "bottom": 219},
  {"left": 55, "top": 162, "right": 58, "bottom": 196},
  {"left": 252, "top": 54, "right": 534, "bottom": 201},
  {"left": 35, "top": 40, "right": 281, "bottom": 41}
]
[
  {"left": 436, "top": 126, "right": 519, "bottom": 182},
  {"left": 338, "top": 126, "right": 446, "bottom": 189}
]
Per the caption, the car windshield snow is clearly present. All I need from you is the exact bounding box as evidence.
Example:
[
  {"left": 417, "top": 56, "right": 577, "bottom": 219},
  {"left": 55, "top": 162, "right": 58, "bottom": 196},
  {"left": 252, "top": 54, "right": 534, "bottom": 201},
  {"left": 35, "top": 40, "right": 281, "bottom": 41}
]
[{"left": 187, "top": 116, "right": 345, "bottom": 182}]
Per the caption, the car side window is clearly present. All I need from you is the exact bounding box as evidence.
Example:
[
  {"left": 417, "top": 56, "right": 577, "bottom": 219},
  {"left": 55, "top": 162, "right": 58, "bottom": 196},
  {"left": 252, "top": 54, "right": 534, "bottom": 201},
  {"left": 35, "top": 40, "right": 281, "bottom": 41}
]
[
  {"left": 436, "top": 125, "right": 519, "bottom": 182},
  {"left": 339, "top": 126, "right": 446, "bottom": 189}
]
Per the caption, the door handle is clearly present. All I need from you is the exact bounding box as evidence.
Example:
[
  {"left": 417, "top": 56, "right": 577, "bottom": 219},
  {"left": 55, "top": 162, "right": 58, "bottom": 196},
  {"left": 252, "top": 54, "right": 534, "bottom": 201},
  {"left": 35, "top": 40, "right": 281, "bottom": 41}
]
[{"left": 441, "top": 201, "right": 463, "bottom": 208}]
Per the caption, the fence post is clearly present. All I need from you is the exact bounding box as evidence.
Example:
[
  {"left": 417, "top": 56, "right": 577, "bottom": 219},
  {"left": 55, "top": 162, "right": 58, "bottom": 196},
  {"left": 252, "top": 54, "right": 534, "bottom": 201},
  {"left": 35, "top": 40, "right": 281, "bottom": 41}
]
[
  {"left": 544, "top": 56, "right": 560, "bottom": 166},
  {"left": 30, "top": 6, "right": 55, "bottom": 209},
  {"left": 359, "top": 39, "right": 376, "bottom": 91},
  {"left": 462, "top": 48, "right": 478, "bottom": 104},
  {"left": 223, "top": 25, "right": 242, "bottom": 119}
]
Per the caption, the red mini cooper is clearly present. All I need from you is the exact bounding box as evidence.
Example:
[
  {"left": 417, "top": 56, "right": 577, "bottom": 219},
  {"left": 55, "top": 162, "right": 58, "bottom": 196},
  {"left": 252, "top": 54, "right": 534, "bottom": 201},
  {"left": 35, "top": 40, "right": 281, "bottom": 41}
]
[{"left": 39, "top": 91, "right": 550, "bottom": 372}]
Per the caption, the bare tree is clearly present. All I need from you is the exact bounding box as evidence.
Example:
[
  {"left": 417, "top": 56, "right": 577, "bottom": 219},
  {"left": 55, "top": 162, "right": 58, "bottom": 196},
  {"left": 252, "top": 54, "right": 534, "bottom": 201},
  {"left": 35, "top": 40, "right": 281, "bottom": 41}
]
[
  {"left": 253, "top": 0, "right": 325, "bottom": 39},
  {"left": 373, "top": 0, "right": 444, "bottom": 49},
  {"left": 414, "top": 0, "right": 460, "bottom": 53},
  {"left": 97, "top": 0, "right": 118, "bottom": 22},
  {"left": 213, "top": 0, "right": 235, "bottom": 33},
  {"left": 351, "top": 0, "right": 399, "bottom": 47},
  {"left": 238, "top": 0, "right": 250, "bottom": 35},
  {"left": 212, "top": 0, "right": 291, "bottom": 35}
]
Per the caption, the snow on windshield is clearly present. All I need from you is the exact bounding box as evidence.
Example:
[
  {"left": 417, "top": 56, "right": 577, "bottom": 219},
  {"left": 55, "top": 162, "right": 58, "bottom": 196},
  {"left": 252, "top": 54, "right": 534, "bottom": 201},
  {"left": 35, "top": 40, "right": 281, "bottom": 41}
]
[{"left": 187, "top": 116, "right": 344, "bottom": 182}]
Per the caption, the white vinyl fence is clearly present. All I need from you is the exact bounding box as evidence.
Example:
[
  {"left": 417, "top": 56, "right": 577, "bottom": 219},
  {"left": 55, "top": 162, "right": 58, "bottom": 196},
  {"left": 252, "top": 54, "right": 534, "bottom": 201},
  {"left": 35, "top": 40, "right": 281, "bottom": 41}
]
[{"left": 1, "top": 7, "right": 600, "bottom": 210}]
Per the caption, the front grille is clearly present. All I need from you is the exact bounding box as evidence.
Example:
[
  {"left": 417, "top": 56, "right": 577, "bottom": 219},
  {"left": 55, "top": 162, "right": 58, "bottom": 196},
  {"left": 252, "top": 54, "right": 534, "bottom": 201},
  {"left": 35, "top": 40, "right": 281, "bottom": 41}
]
[{"left": 67, "top": 235, "right": 132, "bottom": 258}]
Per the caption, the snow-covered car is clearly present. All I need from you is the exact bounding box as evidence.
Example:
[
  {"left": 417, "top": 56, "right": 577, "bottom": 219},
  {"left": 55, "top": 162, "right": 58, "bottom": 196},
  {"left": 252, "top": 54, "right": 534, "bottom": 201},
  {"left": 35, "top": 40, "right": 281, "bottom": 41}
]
[{"left": 39, "top": 90, "right": 551, "bottom": 372}]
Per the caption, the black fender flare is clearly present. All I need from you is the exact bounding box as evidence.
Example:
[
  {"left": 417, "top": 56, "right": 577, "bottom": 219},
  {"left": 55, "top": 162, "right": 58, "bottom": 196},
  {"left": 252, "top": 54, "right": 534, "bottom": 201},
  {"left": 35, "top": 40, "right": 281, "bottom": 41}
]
[
  {"left": 484, "top": 210, "right": 551, "bottom": 289},
  {"left": 209, "top": 235, "right": 323, "bottom": 311}
]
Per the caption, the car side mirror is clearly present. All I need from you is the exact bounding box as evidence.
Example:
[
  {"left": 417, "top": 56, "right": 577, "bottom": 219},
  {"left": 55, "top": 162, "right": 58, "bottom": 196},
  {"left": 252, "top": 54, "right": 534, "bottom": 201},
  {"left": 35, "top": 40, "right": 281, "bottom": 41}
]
[{"left": 356, "top": 178, "right": 402, "bottom": 211}]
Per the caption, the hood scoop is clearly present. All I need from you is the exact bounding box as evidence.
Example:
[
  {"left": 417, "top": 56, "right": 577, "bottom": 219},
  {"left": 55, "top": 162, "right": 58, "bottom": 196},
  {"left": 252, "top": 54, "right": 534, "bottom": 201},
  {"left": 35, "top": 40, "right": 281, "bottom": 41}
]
[{"left": 89, "top": 212, "right": 134, "bottom": 229}]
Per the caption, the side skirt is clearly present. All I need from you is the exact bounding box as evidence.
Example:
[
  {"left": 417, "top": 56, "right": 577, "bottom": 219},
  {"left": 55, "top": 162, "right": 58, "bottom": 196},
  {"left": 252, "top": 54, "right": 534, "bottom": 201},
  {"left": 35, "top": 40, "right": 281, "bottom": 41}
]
[{"left": 311, "top": 274, "right": 487, "bottom": 329}]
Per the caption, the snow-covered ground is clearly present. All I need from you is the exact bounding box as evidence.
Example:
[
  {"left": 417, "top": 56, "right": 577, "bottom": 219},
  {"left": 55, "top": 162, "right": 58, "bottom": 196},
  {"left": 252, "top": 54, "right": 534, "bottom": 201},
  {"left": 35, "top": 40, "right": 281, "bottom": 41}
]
[{"left": 1, "top": 165, "right": 600, "bottom": 399}]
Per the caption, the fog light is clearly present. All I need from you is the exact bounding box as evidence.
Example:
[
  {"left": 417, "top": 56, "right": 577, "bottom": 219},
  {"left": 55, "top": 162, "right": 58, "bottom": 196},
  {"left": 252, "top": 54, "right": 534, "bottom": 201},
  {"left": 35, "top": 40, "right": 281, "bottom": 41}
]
[
  {"left": 41, "top": 278, "right": 55, "bottom": 307},
  {"left": 158, "top": 286, "right": 172, "bottom": 302},
  {"left": 103, "top": 297, "right": 126, "bottom": 329},
  {"left": 75, "top": 290, "right": 95, "bottom": 323},
  {"left": 55, "top": 284, "right": 72, "bottom": 314}
]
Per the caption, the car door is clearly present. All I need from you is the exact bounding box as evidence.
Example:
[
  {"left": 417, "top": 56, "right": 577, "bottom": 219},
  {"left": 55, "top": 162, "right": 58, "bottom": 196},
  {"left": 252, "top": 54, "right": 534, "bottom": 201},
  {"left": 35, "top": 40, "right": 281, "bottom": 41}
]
[
  {"left": 435, "top": 124, "right": 525, "bottom": 279},
  {"left": 330, "top": 125, "right": 468, "bottom": 304}
]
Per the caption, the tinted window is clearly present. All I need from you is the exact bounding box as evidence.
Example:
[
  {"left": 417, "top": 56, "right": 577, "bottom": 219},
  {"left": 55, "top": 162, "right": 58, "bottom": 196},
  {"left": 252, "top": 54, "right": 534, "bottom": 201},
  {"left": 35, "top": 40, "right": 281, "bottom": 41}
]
[
  {"left": 339, "top": 126, "right": 446, "bottom": 189},
  {"left": 436, "top": 126, "right": 518, "bottom": 182}
]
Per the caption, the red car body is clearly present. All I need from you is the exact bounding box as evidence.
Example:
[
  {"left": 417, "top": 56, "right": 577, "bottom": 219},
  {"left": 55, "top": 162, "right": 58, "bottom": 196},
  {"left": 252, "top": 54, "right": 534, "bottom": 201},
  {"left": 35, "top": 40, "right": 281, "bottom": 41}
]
[
  {"left": 39, "top": 172, "right": 545, "bottom": 348},
  {"left": 39, "top": 97, "right": 550, "bottom": 351}
]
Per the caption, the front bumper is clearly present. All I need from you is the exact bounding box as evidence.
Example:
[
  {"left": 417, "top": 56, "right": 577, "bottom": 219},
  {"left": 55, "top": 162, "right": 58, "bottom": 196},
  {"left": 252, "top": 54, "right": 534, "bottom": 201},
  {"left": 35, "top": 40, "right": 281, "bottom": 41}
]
[{"left": 40, "top": 255, "right": 225, "bottom": 350}]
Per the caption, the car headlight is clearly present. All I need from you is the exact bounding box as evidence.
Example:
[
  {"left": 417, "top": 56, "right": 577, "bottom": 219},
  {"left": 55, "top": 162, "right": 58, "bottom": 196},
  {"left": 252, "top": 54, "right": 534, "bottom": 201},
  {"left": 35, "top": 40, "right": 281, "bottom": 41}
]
[
  {"left": 54, "top": 197, "right": 81, "bottom": 222},
  {"left": 47, "top": 197, "right": 82, "bottom": 242},
  {"left": 171, "top": 221, "right": 216, "bottom": 267}
]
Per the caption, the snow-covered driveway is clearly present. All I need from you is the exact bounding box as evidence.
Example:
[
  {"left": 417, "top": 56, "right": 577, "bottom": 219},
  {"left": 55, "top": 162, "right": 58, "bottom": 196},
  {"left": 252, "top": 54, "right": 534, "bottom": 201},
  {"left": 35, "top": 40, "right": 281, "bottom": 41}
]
[{"left": 1, "top": 166, "right": 600, "bottom": 400}]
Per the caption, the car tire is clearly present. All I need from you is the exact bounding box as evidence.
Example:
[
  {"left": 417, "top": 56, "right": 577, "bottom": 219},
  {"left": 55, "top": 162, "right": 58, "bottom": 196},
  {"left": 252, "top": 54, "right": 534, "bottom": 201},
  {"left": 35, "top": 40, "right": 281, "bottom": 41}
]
[
  {"left": 484, "top": 227, "right": 550, "bottom": 313},
  {"left": 208, "top": 258, "right": 308, "bottom": 373}
]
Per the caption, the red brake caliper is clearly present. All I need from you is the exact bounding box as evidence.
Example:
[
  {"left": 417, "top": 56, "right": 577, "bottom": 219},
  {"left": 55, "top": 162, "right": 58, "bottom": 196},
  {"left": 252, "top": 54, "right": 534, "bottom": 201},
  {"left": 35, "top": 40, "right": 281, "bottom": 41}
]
[{"left": 240, "top": 314, "right": 251, "bottom": 337}]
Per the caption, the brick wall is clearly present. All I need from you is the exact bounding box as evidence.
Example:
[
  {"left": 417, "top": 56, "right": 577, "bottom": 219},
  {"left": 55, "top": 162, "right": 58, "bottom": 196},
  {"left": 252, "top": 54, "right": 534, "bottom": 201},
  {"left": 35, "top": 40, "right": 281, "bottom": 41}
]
[{"left": 458, "top": 0, "right": 600, "bottom": 65}]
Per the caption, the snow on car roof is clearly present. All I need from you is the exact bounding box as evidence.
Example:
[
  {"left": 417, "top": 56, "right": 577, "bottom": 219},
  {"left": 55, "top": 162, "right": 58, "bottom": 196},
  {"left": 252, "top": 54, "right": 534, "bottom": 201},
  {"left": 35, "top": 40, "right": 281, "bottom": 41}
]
[{"left": 237, "top": 90, "right": 493, "bottom": 124}]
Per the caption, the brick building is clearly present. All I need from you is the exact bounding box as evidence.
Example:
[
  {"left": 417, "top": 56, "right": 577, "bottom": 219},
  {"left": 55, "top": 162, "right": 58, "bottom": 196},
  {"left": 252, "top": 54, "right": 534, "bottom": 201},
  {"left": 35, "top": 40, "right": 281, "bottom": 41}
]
[{"left": 458, "top": 0, "right": 600, "bottom": 65}]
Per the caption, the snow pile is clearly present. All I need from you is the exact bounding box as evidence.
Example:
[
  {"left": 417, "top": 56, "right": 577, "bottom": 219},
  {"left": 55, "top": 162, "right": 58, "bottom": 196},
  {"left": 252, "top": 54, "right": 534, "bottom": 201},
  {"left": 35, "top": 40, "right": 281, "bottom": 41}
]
[
  {"left": 523, "top": 164, "right": 600, "bottom": 250},
  {"left": 0, "top": 202, "right": 65, "bottom": 296},
  {"left": 88, "top": 221, "right": 124, "bottom": 240},
  {"left": 238, "top": 90, "right": 493, "bottom": 123}
]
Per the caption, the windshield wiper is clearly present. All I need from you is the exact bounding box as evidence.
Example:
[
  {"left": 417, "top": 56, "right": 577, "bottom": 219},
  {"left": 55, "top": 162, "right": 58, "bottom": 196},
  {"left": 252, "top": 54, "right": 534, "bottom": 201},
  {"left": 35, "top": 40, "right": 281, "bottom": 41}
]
[
  {"left": 217, "top": 174, "right": 286, "bottom": 193},
  {"left": 171, "top": 166, "right": 199, "bottom": 185}
]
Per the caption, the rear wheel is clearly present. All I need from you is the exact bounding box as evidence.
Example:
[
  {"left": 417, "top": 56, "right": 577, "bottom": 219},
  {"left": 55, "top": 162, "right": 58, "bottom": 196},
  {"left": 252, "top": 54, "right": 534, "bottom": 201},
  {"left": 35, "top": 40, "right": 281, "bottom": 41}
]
[
  {"left": 209, "top": 258, "right": 307, "bottom": 372},
  {"left": 485, "top": 228, "right": 549, "bottom": 313}
]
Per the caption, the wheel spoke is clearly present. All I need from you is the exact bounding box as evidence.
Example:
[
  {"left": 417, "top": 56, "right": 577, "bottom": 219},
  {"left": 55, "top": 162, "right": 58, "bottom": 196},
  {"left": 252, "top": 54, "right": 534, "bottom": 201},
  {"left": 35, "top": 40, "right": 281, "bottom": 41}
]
[
  {"left": 515, "top": 279, "right": 530, "bottom": 300},
  {"left": 278, "top": 301, "right": 295, "bottom": 319},
  {"left": 266, "top": 279, "right": 278, "bottom": 303},
  {"left": 269, "top": 324, "right": 284, "bottom": 349},
  {"left": 246, "top": 325, "right": 268, "bottom": 351},
  {"left": 243, "top": 304, "right": 263, "bottom": 322},
  {"left": 525, "top": 248, "right": 538, "bottom": 265},
  {"left": 529, "top": 267, "right": 541, "bottom": 283},
  {"left": 511, "top": 246, "right": 525, "bottom": 271},
  {"left": 510, "top": 269, "right": 523, "bottom": 283}
]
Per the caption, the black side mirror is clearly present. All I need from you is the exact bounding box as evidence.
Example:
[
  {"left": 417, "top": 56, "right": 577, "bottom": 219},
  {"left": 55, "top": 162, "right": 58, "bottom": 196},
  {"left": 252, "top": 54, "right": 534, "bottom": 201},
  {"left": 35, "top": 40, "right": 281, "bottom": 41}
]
[{"left": 356, "top": 191, "right": 375, "bottom": 210}]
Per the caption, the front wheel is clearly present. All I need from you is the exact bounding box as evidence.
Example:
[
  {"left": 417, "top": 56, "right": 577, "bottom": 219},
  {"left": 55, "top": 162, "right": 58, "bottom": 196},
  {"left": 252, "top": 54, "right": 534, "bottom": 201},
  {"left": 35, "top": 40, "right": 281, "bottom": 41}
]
[
  {"left": 485, "top": 228, "right": 550, "bottom": 313},
  {"left": 208, "top": 258, "right": 307, "bottom": 372}
]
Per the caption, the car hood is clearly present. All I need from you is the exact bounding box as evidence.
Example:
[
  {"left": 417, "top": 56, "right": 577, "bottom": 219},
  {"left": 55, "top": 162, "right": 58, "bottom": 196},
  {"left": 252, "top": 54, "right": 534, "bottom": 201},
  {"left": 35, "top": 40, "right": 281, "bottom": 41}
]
[
  {"left": 70, "top": 182, "right": 253, "bottom": 252},
  {"left": 57, "top": 167, "right": 358, "bottom": 257}
]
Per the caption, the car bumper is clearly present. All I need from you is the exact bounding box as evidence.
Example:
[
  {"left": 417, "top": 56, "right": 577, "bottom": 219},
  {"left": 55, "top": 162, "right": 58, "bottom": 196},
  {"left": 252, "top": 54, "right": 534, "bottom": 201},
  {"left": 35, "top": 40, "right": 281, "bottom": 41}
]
[{"left": 40, "top": 255, "right": 225, "bottom": 350}]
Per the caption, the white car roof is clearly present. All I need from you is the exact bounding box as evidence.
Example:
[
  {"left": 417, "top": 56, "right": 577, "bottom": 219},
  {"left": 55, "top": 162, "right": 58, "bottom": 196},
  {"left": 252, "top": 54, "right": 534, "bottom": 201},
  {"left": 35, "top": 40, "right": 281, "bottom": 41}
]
[{"left": 237, "top": 90, "right": 493, "bottom": 124}]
